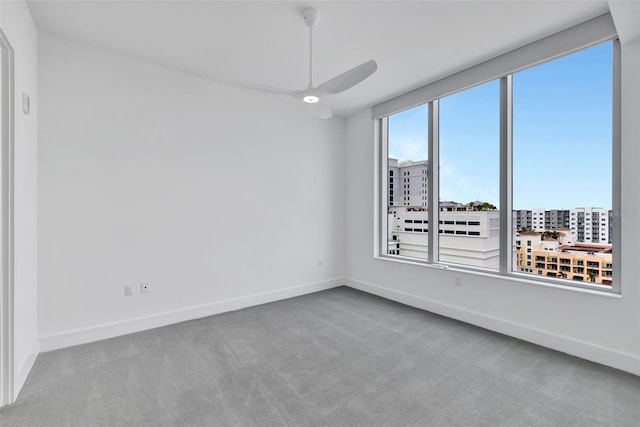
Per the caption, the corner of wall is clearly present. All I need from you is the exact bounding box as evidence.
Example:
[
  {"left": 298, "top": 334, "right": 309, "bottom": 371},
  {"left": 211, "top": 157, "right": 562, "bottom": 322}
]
[{"left": 13, "top": 339, "right": 38, "bottom": 398}]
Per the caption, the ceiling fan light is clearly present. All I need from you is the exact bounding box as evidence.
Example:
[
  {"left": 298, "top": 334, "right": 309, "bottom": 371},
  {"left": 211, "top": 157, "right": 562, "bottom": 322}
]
[{"left": 303, "top": 95, "right": 320, "bottom": 104}]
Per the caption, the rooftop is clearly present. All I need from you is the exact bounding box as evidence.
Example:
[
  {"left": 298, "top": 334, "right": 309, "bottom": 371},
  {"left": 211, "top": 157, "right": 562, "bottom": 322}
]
[{"left": 558, "top": 242, "right": 612, "bottom": 254}]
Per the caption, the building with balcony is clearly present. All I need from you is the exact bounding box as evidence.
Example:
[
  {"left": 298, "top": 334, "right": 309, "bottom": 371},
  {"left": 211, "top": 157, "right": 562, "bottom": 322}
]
[
  {"left": 570, "top": 207, "right": 611, "bottom": 244},
  {"left": 516, "top": 233, "right": 612, "bottom": 286},
  {"left": 515, "top": 207, "right": 612, "bottom": 244}
]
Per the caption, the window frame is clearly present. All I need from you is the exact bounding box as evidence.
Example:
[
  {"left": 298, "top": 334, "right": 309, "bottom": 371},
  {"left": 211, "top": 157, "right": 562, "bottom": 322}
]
[{"left": 374, "top": 13, "right": 621, "bottom": 294}]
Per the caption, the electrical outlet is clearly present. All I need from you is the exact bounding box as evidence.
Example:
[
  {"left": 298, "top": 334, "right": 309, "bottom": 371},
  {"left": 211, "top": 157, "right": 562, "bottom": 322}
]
[
  {"left": 141, "top": 282, "right": 150, "bottom": 294},
  {"left": 454, "top": 278, "right": 461, "bottom": 287},
  {"left": 125, "top": 285, "right": 135, "bottom": 296}
]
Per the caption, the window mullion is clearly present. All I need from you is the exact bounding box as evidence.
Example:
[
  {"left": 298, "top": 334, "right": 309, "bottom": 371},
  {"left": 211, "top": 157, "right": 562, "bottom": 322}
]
[
  {"left": 428, "top": 100, "right": 439, "bottom": 264},
  {"left": 379, "top": 117, "right": 389, "bottom": 257},
  {"left": 499, "top": 75, "right": 513, "bottom": 274},
  {"left": 611, "top": 39, "right": 621, "bottom": 293}
]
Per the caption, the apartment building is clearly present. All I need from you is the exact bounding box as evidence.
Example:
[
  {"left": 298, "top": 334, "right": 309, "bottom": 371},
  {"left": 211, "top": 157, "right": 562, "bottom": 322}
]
[
  {"left": 388, "top": 158, "right": 428, "bottom": 207},
  {"left": 514, "top": 209, "right": 532, "bottom": 230},
  {"left": 570, "top": 207, "right": 610, "bottom": 243},
  {"left": 516, "top": 231, "right": 612, "bottom": 286},
  {"left": 532, "top": 243, "right": 613, "bottom": 286},
  {"left": 515, "top": 207, "right": 611, "bottom": 244}
]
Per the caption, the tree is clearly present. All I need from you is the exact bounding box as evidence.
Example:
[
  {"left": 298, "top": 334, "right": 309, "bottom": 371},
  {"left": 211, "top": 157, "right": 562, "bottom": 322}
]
[
  {"left": 586, "top": 270, "right": 597, "bottom": 283},
  {"left": 467, "top": 201, "right": 497, "bottom": 211}
]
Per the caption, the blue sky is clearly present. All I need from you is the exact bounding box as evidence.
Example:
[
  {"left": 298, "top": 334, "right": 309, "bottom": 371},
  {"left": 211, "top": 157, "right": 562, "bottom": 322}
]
[{"left": 388, "top": 41, "right": 612, "bottom": 210}]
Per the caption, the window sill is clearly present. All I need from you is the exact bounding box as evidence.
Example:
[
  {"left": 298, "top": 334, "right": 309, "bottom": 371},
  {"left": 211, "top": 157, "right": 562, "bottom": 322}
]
[{"left": 374, "top": 254, "right": 622, "bottom": 299}]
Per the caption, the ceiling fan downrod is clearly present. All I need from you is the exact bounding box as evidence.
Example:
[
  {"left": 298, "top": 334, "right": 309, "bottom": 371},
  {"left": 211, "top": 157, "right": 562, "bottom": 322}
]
[{"left": 302, "top": 8, "right": 319, "bottom": 90}]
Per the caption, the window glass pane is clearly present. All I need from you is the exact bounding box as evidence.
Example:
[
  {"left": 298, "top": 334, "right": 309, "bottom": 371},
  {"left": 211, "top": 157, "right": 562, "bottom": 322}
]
[
  {"left": 387, "top": 104, "right": 429, "bottom": 260},
  {"left": 513, "top": 41, "right": 613, "bottom": 286},
  {"left": 439, "top": 80, "right": 500, "bottom": 269}
]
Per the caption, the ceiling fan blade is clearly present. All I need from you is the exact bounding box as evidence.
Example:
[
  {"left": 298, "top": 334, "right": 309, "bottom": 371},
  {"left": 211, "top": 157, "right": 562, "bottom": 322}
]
[
  {"left": 317, "top": 59, "right": 377, "bottom": 95},
  {"left": 307, "top": 100, "right": 333, "bottom": 119},
  {"left": 234, "top": 82, "right": 298, "bottom": 96}
]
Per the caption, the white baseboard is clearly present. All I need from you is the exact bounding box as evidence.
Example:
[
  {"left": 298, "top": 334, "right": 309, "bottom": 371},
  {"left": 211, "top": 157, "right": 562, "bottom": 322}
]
[
  {"left": 39, "top": 278, "right": 344, "bottom": 352},
  {"left": 14, "top": 338, "right": 39, "bottom": 399},
  {"left": 345, "top": 278, "right": 640, "bottom": 376},
  {"left": 35, "top": 277, "right": 640, "bottom": 376}
]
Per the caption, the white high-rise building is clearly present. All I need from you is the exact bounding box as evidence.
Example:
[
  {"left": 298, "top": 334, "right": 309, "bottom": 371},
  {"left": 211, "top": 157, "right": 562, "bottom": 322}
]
[
  {"left": 569, "top": 207, "right": 610, "bottom": 243},
  {"left": 527, "top": 208, "right": 571, "bottom": 231},
  {"left": 388, "top": 159, "right": 428, "bottom": 207},
  {"left": 517, "top": 207, "right": 611, "bottom": 244},
  {"left": 531, "top": 208, "right": 546, "bottom": 230}
]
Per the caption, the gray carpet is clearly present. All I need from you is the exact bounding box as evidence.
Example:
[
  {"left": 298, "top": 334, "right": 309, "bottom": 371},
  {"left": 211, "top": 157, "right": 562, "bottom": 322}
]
[{"left": 1, "top": 287, "right": 639, "bottom": 426}]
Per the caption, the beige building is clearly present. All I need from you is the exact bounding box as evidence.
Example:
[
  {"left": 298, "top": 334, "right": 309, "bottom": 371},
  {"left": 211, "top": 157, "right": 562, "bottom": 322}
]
[{"left": 516, "top": 230, "right": 612, "bottom": 286}]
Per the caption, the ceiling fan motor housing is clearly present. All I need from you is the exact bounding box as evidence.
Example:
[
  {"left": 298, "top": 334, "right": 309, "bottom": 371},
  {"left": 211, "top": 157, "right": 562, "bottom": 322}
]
[{"left": 302, "top": 8, "right": 319, "bottom": 28}]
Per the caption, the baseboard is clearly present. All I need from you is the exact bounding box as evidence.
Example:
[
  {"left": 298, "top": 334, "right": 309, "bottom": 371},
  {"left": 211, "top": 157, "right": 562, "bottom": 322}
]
[
  {"left": 345, "top": 277, "right": 640, "bottom": 376},
  {"left": 39, "top": 278, "right": 344, "bottom": 352},
  {"left": 14, "top": 338, "right": 39, "bottom": 399}
]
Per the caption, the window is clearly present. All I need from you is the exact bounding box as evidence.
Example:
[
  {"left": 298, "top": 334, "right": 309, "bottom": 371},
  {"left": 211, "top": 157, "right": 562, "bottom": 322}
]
[
  {"left": 385, "top": 104, "right": 429, "bottom": 260},
  {"left": 513, "top": 41, "right": 613, "bottom": 286},
  {"left": 377, "top": 15, "right": 619, "bottom": 293},
  {"left": 439, "top": 80, "right": 499, "bottom": 269}
]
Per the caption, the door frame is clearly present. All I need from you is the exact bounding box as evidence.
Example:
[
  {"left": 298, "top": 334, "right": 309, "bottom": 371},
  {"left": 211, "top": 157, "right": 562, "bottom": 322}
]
[{"left": 0, "top": 26, "right": 15, "bottom": 407}]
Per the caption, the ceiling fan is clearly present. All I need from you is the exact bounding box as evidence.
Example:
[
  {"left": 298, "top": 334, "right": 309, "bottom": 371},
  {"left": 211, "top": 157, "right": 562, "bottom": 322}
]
[{"left": 236, "top": 8, "right": 377, "bottom": 119}]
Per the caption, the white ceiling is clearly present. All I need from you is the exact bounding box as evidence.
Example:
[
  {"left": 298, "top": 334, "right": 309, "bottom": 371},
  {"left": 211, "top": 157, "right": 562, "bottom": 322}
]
[{"left": 27, "top": 1, "right": 610, "bottom": 117}]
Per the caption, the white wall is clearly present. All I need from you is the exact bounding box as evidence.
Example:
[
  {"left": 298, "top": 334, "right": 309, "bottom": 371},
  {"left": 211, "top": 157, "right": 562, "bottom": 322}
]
[
  {"left": 37, "top": 34, "right": 345, "bottom": 350},
  {"left": 0, "top": 0, "right": 39, "bottom": 398},
  {"left": 344, "top": 27, "right": 640, "bottom": 374}
]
